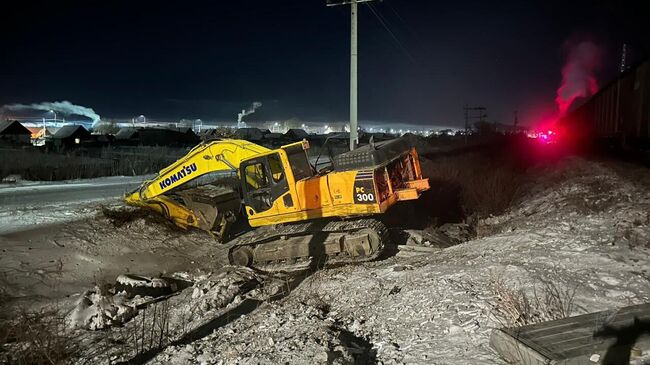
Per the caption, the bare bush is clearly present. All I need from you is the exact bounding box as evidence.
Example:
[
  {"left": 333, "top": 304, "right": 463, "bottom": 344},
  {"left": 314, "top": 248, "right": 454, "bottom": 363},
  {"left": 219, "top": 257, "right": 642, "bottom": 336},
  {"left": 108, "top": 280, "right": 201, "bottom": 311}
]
[
  {"left": 488, "top": 273, "right": 579, "bottom": 326},
  {"left": 0, "top": 308, "right": 79, "bottom": 365},
  {"left": 422, "top": 153, "right": 525, "bottom": 218}
]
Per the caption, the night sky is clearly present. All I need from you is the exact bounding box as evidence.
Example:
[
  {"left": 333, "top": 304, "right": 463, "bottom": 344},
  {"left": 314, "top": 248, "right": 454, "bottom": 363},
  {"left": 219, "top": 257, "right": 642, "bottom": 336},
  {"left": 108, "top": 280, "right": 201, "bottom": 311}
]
[{"left": 1, "top": 0, "right": 648, "bottom": 127}]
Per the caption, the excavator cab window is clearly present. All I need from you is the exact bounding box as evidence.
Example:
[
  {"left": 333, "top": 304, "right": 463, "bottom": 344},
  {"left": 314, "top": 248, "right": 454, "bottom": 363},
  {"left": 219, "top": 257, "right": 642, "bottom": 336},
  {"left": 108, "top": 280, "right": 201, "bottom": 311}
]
[
  {"left": 241, "top": 153, "right": 290, "bottom": 215},
  {"left": 269, "top": 154, "right": 284, "bottom": 182},
  {"left": 244, "top": 163, "right": 269, "bottom": 191},
  {"left": 284, "top": 144, "right": 313, "bottom": 181}
]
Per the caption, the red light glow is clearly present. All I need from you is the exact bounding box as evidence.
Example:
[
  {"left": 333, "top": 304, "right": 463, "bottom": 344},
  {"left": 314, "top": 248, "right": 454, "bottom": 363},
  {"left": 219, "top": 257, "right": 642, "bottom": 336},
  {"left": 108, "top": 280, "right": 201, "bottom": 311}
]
[{"left": 530, "top": 39, "right": 602, "bottom": 145}]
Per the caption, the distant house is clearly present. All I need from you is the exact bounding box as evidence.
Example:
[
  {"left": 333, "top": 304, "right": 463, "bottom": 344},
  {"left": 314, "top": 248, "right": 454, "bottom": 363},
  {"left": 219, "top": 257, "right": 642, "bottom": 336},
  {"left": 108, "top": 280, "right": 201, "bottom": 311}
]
[
  {"left": 137, "top": 127, "right": 200, "bottom": 147},
  {"left": 0, "top": 120, "right": 31, "bottom": 145},
  {"left": 26, "top": 126, "right": 55, "bottom": 140},
  {"left": 93, "top": 134, "right": 115, "bottom": 145},
  {"left": 262, "top": 132, "right": 286, "bottom": 147},
  {"left": 359, "top": 132, "right": 394, "bottom": 144},
  {"left": 115, "top": 127, "right": 140, "bottom": 145},
  {"left": 234, "top": 128, "right": 266, "bottom": 142},
  {"left": 51, "top": 125, "right": 92, "bottom": 149},
  {"left": 284, "top": 128, "right": 308, "bottom": 142},
  {"left": 265, "top": 132, "right": 284, "bottom": 140}
]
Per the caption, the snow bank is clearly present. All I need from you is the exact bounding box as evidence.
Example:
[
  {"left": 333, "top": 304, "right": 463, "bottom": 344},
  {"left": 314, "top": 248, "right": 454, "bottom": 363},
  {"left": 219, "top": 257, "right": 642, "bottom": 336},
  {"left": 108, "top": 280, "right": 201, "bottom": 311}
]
[{"left": 69, "top": 288, "right": 137, "bottom": 330}]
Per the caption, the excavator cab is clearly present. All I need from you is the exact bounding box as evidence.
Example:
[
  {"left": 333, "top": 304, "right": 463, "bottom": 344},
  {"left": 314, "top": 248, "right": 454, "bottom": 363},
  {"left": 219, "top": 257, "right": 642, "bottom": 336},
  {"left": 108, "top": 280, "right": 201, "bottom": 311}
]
[
  {"left": 239, "top": 141, "right": 313, "bottom": 219},
  {"left": 241, "top": 153, "right": 286, "bottom": 213}
]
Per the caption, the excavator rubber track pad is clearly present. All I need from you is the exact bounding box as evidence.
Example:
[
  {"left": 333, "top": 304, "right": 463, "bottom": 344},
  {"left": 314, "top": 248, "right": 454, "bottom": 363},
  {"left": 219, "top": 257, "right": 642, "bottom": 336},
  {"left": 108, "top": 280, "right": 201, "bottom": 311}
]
[{"left": 228, "top": 219, "right": 389, "bottom": 273}]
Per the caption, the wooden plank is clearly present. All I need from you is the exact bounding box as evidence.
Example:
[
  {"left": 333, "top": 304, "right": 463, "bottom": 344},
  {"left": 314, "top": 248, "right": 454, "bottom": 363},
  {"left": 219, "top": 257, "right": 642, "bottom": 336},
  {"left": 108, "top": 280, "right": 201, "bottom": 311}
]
[
  {"left": 490, "top": 303, "right": 650, "bottom": 365},
  {"left": 489, "top": 328, "right": 552, "bottom": 365}
]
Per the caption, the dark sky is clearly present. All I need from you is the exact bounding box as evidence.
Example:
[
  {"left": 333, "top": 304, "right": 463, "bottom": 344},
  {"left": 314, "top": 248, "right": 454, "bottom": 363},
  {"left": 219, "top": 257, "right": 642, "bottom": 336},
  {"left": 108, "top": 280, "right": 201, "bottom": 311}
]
[{"left": 1, "top": 0, "right": 648, "bottom": 127}]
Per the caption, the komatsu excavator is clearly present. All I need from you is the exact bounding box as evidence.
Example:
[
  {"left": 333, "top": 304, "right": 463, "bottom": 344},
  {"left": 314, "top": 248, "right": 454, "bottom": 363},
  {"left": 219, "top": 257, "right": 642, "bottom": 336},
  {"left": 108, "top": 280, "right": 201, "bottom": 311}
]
[{"left": 125, "top": 137, "right": 429, "bottom": 271}]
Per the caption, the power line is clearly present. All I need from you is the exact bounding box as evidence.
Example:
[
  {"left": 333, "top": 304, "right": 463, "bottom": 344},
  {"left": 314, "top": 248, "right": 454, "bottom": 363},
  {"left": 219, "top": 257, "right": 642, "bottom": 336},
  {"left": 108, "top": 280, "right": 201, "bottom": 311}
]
[
  {"left": 364, "top": 2, "right": 416, "bottom": 63},
  {"left": 384, "top": 0, "right": 421, "bottom": 42}
]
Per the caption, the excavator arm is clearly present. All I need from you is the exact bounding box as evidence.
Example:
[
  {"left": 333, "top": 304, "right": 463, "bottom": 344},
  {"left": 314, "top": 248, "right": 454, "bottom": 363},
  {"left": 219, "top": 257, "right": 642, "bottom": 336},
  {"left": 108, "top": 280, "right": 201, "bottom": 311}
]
[{"left": 125, "top": 139, "right": 270, "bottom": 237}]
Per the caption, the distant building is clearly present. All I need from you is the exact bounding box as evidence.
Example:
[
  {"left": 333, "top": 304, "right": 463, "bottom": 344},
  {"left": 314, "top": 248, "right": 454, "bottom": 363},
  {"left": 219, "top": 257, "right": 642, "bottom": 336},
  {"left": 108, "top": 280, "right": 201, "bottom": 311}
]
[
  {"left": 137, "top": 127, "right": 200, "bottom": 147},
  {"left": 0, "top": 120, "right": 32, "bottom": 145},
  {"left": 284, "top": 128, "right": 308, "bottom": 142},
  {"left": 93, "top": 134, "right": 115, "bottom": 145},
  {"left": 115, "top": 127, "right": 140, "bottom": 145},
  {"left": 359, "top": 132, "right": 394, "bottom": 144},
  {"left": 234, "top": 128, "right": 266, "bottom": 142},
  {"left": 26, "top": 126, "right": 55, "bottom": 140},
  {"left": 51, "top": 125, "right": 92, "bottom": 149}
]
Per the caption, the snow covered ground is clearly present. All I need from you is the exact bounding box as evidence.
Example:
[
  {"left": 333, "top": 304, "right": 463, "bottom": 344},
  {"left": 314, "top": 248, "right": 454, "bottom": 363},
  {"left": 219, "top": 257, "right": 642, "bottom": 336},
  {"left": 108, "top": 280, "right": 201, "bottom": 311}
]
[
  {"left": 2, "top": 156, "right": 649, "bottom": 364},
  {"left": 146, "top": 157, "right": 650, "bottom": 364}
]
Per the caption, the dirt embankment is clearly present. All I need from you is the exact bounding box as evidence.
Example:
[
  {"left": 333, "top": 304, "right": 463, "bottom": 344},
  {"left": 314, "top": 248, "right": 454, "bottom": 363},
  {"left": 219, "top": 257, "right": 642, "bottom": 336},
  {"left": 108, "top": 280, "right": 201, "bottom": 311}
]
[
  {"left": 3, "top": 138, "right": 650, "bottom": 364},
  {"left": 147, "top": 156, "right": 650, "bottom": 364}
]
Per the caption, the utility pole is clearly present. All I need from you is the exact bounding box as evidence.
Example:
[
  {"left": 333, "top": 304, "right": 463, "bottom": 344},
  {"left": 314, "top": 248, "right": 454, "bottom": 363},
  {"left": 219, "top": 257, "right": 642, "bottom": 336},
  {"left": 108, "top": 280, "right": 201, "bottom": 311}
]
[
  {"left": 327, "top": 0, "right": 374, "bottom": 150},
  {"left": 513, "top": 110, "right": 519, "bottom": 134},
  {"left": 463, "top": 105, "right": 487, "bottom": 142},
  {"left": 464, "top": 104, "right": 469, "bottom": 145}
]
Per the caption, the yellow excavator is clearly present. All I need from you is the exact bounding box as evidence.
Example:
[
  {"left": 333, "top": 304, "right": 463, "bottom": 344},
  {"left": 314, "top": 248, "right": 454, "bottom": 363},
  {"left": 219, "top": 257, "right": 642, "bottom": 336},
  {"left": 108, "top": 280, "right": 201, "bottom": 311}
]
[{"left": 125, "top": 137, "right": 429, "bottom": 271}]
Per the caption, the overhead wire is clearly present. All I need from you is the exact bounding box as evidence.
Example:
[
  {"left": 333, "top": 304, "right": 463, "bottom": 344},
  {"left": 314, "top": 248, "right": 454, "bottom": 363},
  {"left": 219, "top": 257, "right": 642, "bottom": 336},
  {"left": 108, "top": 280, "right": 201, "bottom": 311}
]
[
  {"left": 364, "top": 2, "right": 416, "bottom": 64},
  {"left": 383, "top": 0, "right": 422, "bottom": 43}
]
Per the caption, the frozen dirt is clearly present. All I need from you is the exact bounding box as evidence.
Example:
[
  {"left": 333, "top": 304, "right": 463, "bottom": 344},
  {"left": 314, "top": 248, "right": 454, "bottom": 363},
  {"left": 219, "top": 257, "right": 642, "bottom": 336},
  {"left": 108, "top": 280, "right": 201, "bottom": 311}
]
[
  {"left": 145, "top": 157, "right": 650, "bottom": 365},
  {"left": 0, "top": 202, "right": 227, "bottom": 310},
  {"left": 2, "top": 156, "right": 650, "bottom": 365}
]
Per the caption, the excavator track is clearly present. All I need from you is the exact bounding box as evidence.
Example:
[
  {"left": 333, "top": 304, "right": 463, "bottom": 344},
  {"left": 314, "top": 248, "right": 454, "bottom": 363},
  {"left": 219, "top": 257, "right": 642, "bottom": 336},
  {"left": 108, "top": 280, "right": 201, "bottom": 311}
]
[{"left": 228, "top": 218, "right": 389, "bottom": 273}]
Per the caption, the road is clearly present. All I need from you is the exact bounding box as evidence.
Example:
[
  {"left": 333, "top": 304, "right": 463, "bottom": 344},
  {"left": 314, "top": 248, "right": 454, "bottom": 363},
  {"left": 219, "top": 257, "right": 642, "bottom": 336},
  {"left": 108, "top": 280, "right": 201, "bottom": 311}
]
[
  {"left": 0, "top": 175, "right": 151, "bottom": 234},
  {"left": 0, "top": 175, "right": 150, "bottom": 208}
]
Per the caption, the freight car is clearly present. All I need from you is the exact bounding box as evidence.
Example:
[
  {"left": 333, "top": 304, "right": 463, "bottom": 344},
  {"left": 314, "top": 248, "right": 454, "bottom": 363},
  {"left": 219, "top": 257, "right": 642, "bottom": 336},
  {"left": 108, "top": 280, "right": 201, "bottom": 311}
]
[{"left": 560, "top": 58, "right": 650, "bottom": 151}]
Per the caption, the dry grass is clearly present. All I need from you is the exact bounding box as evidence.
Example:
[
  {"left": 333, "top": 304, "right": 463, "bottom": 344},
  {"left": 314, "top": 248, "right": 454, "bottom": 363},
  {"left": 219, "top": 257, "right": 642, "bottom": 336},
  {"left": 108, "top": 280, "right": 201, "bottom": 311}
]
[
  {"left": 488, "top": 273, "right": 580, "bottom": 326},
  {"left": 422, "top": 153, "right": 525, "bottom": 218},
  {"left": 0, "top": 308, "right": 79, "bottom": 365},
  {"left": 0, "top": 146, "right": 186, "bottom": 181}
]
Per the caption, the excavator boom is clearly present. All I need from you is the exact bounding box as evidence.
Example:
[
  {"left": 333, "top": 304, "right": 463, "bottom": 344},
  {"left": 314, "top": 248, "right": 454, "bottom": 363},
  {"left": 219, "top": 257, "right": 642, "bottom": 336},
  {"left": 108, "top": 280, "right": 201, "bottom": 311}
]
[{"left": 125, "top": 139, "right": 269, "bottom": 236}]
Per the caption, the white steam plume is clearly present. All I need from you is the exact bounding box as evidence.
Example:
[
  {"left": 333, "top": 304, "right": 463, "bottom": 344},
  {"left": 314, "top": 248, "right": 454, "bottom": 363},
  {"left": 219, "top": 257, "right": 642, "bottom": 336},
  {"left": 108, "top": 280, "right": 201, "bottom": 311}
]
[
  {"left": 237, "top": 101, "right": 263, "bottom": 123},
  {"left": 2, "top": 100, "right": 101, "bottom": 124}
]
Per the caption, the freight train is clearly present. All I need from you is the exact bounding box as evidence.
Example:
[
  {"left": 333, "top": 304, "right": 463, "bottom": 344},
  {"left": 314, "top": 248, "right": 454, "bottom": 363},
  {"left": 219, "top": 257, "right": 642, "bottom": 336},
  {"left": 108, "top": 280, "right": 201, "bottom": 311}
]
[{"left": 560, "top": 58, "right": 650, "bottom": 151}]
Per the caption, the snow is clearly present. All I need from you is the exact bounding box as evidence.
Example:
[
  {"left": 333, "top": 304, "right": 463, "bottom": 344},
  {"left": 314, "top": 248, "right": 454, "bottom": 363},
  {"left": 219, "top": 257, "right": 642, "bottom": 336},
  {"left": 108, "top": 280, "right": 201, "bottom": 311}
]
[
  {"left": 145, "top": 157, "right": 650, "bottom": 364},
  {"left": 69, "top": 288, "right": 138, "bottom": 330},
  {"left": 3, "top": 156, "right": 650, "bottom": 364}
]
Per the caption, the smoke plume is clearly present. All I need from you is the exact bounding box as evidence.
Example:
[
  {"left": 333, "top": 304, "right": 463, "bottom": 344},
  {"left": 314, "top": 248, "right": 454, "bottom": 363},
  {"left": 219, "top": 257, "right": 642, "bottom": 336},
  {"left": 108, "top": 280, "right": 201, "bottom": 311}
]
[
  {"left": 2, "top": 100, "right": 101, "bottom": 124},
  {"left": 555, "top": 40, "right": 602, "bottom": 117},
  {"left": 237, "top": 101, "right": 263, "bottom": 123}
]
